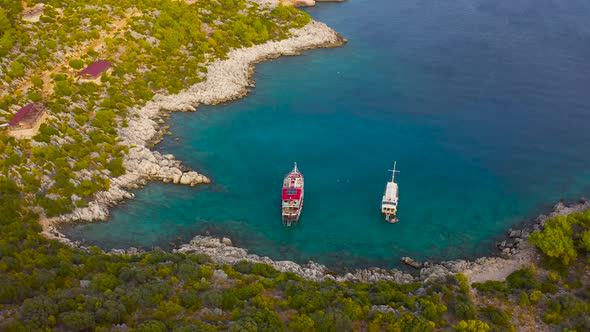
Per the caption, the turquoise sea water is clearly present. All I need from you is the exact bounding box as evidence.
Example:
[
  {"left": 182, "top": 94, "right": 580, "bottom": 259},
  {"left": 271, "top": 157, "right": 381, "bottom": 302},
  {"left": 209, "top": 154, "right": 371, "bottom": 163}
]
[{"left": 63, "top": 0, "right": 590, "bottom": 269}]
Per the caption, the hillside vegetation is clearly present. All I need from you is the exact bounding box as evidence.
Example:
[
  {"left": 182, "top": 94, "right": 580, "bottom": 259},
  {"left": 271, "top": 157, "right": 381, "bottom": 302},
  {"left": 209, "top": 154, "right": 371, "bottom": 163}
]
[
  {"left": 2, "top": 187, "right": 590, "bottom": 330},
  {"left": 0, "top": 0, "right": 309, "bottom": 218},
  {"left": 1, "top": 0, "right": 589, "bottom": 331}
]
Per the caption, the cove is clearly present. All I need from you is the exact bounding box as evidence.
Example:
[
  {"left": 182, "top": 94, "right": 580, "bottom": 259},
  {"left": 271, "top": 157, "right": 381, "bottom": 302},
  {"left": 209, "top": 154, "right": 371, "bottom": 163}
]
[{"left": 62, "top": 0, "right": 590, "bottom": 269}]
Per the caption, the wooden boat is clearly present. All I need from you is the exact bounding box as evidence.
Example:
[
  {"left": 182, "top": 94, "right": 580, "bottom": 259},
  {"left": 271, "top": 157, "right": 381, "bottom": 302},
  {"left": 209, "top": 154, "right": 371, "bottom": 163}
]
[
  {"left": 281, "top": 162, "right": 304, "bottom": 226},
  {"left": 381, "top": 161, "right": 399, "bottom": 223}
]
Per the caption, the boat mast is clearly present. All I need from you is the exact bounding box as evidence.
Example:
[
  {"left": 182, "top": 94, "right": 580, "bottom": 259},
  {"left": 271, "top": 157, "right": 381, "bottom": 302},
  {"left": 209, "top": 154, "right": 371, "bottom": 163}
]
[{"left": 389, "top": 161, "right": 400, "bottom": 182}]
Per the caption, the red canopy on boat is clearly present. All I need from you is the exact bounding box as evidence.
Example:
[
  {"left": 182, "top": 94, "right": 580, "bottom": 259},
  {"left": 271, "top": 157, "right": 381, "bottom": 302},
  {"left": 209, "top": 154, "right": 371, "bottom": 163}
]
[{"left": 282, "top": 188, "right": 302, "bottom": 200}]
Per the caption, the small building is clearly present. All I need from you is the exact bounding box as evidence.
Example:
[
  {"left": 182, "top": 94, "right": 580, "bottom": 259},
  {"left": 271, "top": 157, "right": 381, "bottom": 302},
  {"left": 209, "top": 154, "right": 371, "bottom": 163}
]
[
  {"left": 4, "top": 104, "right": 48, "bottom": 139},
  {"left": 77, "top": 61, "right": 112, "bottom": 81},
  {"left": 22, "top": 4, "right": 45, "bottom": 22}
]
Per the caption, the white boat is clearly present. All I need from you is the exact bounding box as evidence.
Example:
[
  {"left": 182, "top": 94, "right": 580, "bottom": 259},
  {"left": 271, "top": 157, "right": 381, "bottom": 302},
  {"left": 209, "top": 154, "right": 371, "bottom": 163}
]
[{"left": 381, "top": 161, "right": 399, "bottom": 223}]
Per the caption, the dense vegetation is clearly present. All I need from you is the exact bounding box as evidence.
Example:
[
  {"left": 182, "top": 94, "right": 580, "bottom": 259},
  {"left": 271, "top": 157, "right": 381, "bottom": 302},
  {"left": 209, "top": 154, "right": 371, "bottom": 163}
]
[
  {"left": 472, "top": 210, "right": 590, "bottom": 331},
  {"left": 0, "top": 0, "right": 310, "bottom": 218},
  {"left": 0, "top": 198, "right": 489, "bottom": 331},
  {"left": 1, "top": 0, "right": 589, "bottom": 330},
  {"left": 1, "top": 187, "right": 589, "bottom": 331}
]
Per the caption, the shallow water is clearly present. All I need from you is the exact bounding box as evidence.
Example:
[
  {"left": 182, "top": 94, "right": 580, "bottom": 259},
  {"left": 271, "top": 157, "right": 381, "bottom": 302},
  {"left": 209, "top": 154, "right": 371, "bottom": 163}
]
[{"left": 63, "top": 0, "right": 590, "bottom": 269}]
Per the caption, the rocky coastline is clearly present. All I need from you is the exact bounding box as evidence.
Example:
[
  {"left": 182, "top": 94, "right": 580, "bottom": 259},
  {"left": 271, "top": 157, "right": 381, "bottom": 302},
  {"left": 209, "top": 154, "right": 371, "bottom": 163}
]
[
  {"left": 36, "top": 0, "right": 590, "bottom": 286},
  {"left": 43, "top": 198, "right": 590, "bottom": 284},
  {"left": 173, "top": 200, "right": 590, "bottom": 284},
  {"left": 416, "top": 199, "right": 590, "bottom": 283},
  {"left": 41, "top": 17, "right": 345, "bottom": 234}
]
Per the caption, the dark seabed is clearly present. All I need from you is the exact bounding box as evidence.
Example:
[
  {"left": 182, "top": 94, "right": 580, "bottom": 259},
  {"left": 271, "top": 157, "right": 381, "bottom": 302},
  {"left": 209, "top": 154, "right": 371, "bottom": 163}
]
[{"left": 63, "top": 0, "right": 590, "bottom": 269}]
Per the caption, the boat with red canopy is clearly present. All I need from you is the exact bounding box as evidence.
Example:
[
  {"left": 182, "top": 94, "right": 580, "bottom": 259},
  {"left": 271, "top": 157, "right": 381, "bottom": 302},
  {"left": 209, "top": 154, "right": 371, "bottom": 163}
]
[{"left": 281, "top": 162, "right": 304, "bottom": 226}]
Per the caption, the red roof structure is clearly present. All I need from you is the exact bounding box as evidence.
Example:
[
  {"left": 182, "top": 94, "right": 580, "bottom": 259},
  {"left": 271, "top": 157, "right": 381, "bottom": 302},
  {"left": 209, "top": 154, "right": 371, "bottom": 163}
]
[
  {"left": 78, "top": 61, "right": 111, "bottom": 79},
  {"left": 9, "top": 104, "right": 45, "bottom": 128},
  {"left": 282, "top": 188, "right": 302, "bottom": 200}
]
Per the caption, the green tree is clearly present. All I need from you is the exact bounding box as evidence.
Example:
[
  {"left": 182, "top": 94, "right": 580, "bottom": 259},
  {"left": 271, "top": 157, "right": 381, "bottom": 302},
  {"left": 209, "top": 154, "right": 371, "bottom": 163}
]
[
  {"left": 453, "top": 320, "right": 490, "bottom": 332},
  {"left": 0, "top": 8, "right": 10, "bottom": 33},
  {"left": 133, "top": 320, "right": 167, "bottom": 332},
  {"left": 580, "top": 230, "right": 590, "bottom": 252},
  {"left": 289, "top": 314, "right": 315, "bottom": 332},
  {"left": 19, "top": 295, "right": 58, "bottom": 329},
  {"left": 529, "top": 216, "right": 577, "bottom": 265},
  {"left": 0, "top": 277, "right": 32, "bottom": 303},
  {"left": 69, "top": 59, "right": 85, "bottom": 70},
  {"left": 9, "top": 60, "right": 25, "bottom": 78},
  {"left": 229, "top": 308, "right": 284, "bottom": 332},
  {"left": 59, "top": 311, "right": 95, "bottom": 331},
  {"left": 311, "top": 309, "right": 352, "bottom": 332}
]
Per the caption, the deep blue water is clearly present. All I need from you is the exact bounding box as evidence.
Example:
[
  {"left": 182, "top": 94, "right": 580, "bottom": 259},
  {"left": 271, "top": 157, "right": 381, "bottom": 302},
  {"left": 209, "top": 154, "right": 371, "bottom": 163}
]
[{"left": 63, "top": 0, "right": 590, "bottom": 269}]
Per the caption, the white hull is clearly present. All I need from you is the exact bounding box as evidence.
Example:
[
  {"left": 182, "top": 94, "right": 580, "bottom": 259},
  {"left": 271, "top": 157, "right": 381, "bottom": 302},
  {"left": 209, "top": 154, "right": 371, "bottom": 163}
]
[{"left": 381, "top": 162, "right": 399, "bottom": 223}]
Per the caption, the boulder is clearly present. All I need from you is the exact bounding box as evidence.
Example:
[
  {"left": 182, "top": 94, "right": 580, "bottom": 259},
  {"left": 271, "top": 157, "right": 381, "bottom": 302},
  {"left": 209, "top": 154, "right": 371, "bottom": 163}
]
[
  {"left": 401, "top": 256, "right": 423, "bottom": 269},
  {"left": 420, "top": 264, "right": 451, "bottom": 282},
  {"left": 137, "top": 160, "right": 160, "bottom": 176},
  {"left": 222, "top": 237, "right": 233, "bottom": 246},
  {"left": 179, "top": 173, "right": 192, "bottom": 185},
  {"left": 213, "top": 269, "right": 228, "bottom": 281},
  {"left": 173, "top": 172, "right": 182, "bottom": 184}
]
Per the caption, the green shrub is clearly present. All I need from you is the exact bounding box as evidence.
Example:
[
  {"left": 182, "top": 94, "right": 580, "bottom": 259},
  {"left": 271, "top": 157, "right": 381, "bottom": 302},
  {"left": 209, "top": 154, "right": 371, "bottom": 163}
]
[
  {"left": 481, "top": 306, "right": 511, "bottom": 327},
  {"left": 91, "top": 273, "right": 121, "bottom": 292},
  {"left": 233, "top": 260, "right": 280, "bottom": 278},
  {"left": 289, "top": 314, "right": 315, "bottom": 332},
  {"left": 69, "top": 59, "right": 85, "bottom": 70},
  {"left": 472, "top": 280, "right": 508, "bottom": 297},
  {"left": 134, "top": 320, "right": 167, "bottom": 332},
  {"left": 542, "top": 311, "right": 563, "bottom": 325},
  {"left": 19, "top": 295, "right": 58, "bottom": 329},
  {"left": 229, "top": 307, "right": 284, "bottom": 332},
  {"left": 453, "top": 320, "right": 490, "bottom": 332},
  {"left": 311, "top": 308, "right": 352, "bottom": 332},
  {"left": 454, "top": 300, "right": 477, "bottom": 320},
  {"left": 106, "top": 157, "right": 125, "bottom": 177},
  {"left": 506, "top": 267, "right": 539, "bottom": 290},
  {"left": 0, "top": 276, "right": 32, "bottom": 303},
  {"left": 59, "top": 311, "right": 95, "bottom": 331},
  {"left": 8, "top": 60, "right": 25, "bottom": 77},
  {"left": 530, "top": 216, "right": 577, "bottom": 265},
  {"left": 179, "top": 292, "right": 200, "bottom": 310}
]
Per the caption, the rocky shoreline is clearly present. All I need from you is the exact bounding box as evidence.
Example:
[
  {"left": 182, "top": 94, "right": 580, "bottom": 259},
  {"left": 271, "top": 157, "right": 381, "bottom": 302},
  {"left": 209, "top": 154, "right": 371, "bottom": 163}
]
[
  {"left": 416, "top": 200, "right": 590, "bottom": 284},
  {"left": 42, "top": 199, "right": 590, "bottom": 284},
  {"left": 37, "top": 0, "right": 590, "bottom": 286},
  {"left": 41, "top": 17, "right": 345, "bottom": 233},
  {"left": 173, "top": 200, "right": 590, "bottom": 284}
]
